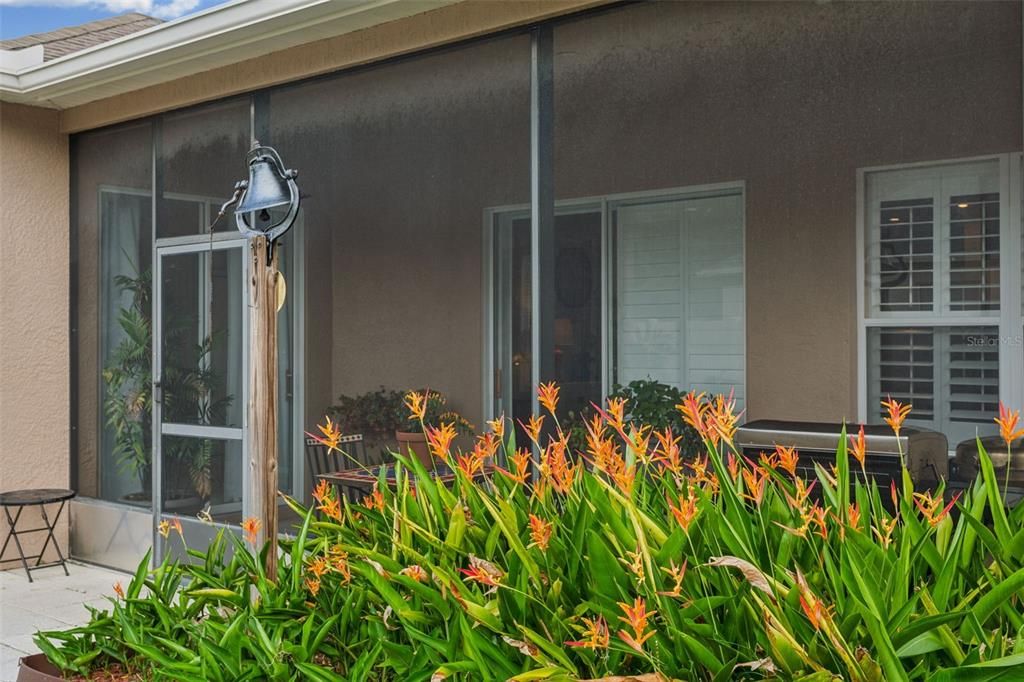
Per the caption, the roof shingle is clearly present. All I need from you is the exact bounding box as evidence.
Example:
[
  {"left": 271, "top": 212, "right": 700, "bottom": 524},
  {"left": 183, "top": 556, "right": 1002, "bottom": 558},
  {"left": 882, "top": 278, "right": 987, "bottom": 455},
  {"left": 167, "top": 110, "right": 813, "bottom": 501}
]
[{"left": 0, "top": 13, "right": 163, "bottom": 61}]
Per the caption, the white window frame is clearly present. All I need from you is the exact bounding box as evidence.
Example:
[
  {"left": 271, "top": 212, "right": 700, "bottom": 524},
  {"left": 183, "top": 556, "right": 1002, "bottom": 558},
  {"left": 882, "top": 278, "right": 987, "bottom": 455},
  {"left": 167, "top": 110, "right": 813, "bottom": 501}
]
[
  {"left": 482, "top": 181, "right": 747, "bottom": 422},
  {"left": 856, "top": 153, "right": 1024, "bottom": 426}
]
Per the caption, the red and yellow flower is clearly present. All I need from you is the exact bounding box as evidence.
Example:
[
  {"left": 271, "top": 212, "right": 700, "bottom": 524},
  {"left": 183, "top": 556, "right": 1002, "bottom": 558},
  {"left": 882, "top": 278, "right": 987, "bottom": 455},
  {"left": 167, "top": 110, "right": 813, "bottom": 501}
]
[
  {"left": 538, "top": 381, "right": 560, "bottom": 417},
  {"left": 617, "top": 597, "right": 656, "bottom": 651},
  {"left": 881, "top": 396, "right": 912, "bottom": 438},
  {"left": 995, "top": 402, "right": 1024, "bottom": 449},
  {"left": 566, "top": 615, "right": 610, "bottom": 649}
]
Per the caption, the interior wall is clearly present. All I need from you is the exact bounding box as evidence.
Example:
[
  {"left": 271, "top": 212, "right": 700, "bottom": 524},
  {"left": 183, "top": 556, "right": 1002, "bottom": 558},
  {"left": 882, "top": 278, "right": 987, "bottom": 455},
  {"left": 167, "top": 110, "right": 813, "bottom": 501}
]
[
  {"left": 552, "top": 0, "right": 1022, "bottom": 422},
  {"left": 0, "top": 102, "right": 70, "bottom": 567}
]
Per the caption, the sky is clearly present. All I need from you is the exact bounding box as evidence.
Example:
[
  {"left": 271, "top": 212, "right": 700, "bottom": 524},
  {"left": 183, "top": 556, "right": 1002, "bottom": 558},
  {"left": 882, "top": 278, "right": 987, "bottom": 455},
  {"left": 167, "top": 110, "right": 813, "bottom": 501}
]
[{"left": 0, "top": 0, "right": 229, "bottom": 40}]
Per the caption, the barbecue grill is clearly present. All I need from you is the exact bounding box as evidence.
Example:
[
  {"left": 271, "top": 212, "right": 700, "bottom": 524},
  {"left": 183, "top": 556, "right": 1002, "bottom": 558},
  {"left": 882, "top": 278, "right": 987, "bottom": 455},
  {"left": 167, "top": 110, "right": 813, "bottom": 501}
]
[
  {"left": 952, "top": 436, "right": 1024, "bottom": 507},
  {"left": 735, "top": 420, "right": 948, "bottom": 488}
]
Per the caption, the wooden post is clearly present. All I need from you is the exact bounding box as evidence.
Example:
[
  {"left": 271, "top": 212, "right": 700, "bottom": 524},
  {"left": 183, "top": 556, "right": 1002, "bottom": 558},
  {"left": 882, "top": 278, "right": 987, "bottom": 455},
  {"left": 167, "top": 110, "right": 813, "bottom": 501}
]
[{"left": 248, "top": 235, "right": 279, "bottom": 576}]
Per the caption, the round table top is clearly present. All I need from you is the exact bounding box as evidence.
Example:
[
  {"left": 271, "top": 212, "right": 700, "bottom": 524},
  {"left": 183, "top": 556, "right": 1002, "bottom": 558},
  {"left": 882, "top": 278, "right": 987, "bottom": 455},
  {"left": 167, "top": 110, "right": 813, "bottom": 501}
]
[{"left": 0, "top": 488, "right": 76, "bottom": 506}]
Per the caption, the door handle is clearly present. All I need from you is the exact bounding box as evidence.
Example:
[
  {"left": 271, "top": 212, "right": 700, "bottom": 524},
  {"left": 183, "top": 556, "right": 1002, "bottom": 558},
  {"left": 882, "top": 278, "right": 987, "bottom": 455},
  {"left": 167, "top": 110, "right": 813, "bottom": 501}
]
[{"left": 153, "top": 380, "right": 163, "bottom": 404}]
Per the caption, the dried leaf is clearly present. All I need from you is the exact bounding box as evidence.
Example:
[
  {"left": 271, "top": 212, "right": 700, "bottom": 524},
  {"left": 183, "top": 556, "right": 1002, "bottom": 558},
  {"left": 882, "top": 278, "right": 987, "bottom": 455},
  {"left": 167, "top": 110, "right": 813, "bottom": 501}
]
[
  {"left": 501, "top": 635, "right": 539, "bottom": 657},
  {"left": 706, "top": 556, "right": 774, "bottom": 596}
]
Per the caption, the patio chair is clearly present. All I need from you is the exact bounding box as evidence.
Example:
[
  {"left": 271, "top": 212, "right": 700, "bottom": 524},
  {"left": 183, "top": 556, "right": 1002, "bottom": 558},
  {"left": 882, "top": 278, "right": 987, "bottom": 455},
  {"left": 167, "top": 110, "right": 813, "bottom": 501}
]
[{"left": 305, "top": 434, "right": 370, "bottom": 500}]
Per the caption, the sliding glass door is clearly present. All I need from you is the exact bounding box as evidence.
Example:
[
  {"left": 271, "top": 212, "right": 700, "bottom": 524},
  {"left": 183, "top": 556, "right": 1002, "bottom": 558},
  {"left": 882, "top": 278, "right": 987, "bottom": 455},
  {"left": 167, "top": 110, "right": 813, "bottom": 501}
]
[{"left": 490, "top": 187, "right": 745, "bottom": 426}]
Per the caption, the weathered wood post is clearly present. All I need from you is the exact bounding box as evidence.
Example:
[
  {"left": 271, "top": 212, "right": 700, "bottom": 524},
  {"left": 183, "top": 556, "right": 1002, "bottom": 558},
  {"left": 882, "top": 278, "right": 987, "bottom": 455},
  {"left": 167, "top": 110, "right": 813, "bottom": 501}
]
[
  {"left": 248, "top": 235, "right": 279, "bottom": 576},
  {"left": 224, "top": 142, "right": 299, "bottom": 578}
]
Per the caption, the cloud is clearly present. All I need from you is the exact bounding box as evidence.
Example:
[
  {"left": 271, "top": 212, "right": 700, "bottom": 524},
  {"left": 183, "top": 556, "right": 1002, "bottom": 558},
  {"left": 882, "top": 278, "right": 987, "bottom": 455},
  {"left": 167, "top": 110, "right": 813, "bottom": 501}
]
[{"left": 0, "top": 0, "right": 203, "bottom": 20}]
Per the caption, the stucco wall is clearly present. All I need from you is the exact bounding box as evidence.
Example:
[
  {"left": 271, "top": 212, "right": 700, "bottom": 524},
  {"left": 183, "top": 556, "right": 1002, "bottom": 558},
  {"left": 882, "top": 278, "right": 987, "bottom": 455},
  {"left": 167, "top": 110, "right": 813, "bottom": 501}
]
[
  {"left": 551, "top": 0, "right": 1022, "bottom": 422},
  {"left": 0, "top": 102, "right": 70, "bottom": 568}
]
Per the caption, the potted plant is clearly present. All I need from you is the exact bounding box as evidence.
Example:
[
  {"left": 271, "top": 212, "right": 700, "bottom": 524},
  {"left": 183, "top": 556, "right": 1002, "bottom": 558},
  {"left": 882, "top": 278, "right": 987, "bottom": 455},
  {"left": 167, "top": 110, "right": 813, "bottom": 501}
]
[
  {"left": 103, "top": 266, "right": 231, "bottom": 509},
  {"left": 328, "top": 386, "right": 405, "bottom": 453}
]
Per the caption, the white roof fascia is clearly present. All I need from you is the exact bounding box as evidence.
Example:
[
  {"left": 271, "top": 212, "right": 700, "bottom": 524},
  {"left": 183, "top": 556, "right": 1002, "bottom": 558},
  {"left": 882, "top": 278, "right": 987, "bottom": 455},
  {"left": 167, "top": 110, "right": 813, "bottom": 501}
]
[{"left": 0, "top": 0, "right": 456, "bottom": 108}]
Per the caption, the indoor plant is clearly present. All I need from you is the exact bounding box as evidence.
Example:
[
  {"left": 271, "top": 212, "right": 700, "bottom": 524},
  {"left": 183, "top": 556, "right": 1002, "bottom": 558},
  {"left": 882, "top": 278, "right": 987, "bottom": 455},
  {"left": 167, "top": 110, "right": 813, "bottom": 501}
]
[
  {"left": 103, "top": 266, "right": 231, "bottom": 507},
  {"left": 330, "top": 387, "right": 472, "bottom": 469}
]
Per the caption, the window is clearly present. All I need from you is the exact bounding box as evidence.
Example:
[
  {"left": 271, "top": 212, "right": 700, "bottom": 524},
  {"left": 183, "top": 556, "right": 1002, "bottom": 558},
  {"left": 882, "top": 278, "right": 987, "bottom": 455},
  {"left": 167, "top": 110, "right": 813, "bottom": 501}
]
[
  {"left": 614, "top": 192, "right": 745, "bottom": 409},
  {"left": 861, "top": 157, "right": 1023, "bottom": 447},
  {"left": 490, "top": 186, "right": 745, "bottom": 423}
]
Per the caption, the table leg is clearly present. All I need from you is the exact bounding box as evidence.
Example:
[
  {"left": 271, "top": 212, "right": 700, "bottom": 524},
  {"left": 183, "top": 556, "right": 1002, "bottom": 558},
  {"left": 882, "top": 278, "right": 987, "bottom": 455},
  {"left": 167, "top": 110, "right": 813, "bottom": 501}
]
[
  {"left": 36, "top": 501, "right": 69, "bottom": 576},
  {"left": 2, "top": 506, "right": 32, "bottom": 582}
]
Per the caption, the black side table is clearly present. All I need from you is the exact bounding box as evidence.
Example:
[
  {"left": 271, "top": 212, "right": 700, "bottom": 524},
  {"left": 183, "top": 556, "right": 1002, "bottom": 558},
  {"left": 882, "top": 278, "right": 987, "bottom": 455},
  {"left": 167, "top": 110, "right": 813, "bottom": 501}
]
[{"left": 0, "top": 488, "right": 75, "bottom": 582}]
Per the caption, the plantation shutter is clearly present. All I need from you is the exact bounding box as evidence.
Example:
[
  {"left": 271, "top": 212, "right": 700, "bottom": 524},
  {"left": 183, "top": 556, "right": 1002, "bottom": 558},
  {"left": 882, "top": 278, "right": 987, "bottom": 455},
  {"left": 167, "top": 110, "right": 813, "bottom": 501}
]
[{"left": 615, "top": 193, "right": 745, "bottom": 409}]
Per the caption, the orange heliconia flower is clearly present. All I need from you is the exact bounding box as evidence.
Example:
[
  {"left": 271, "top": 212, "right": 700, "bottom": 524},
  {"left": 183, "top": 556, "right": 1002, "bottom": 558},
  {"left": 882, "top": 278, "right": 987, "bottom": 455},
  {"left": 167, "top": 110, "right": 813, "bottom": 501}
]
[
  {"left": 807, "top": 503, "right": 828, "bottom": 540},
  {"left": 317, "top": 416, "right": 342, "bottom": 450},
  {"left": 404, "top": 391, "right": 427, "bottom": 421},
  {"left": 617, "top": 597, "right": 656, "bottom": 652},
  {"left": 241, "top": 517, "right": 261, "bottom": 545},
  {"left": 653, "top": 427, "right": 683, "bottom": 475},
  {"left": 307, "top": 555, "right": 330, "bottom": 579},
  {"left": 538, "top": 382, "right": 560, "bottom": 417},
  {"left": 328, "top": 545, "right": 351, "bottom": 584},
  {"left": 528, "top": 514, "right": 553, "bottom": 551},
  {"left": 881, "top": 396, "right": 912, "bottom": 438},
  {"left": 995, "top": 402, "right": 1024, "bottom": 449},
  {"left": 726, "top": 454, "right": 740, "bottom": 480},
  {"left": 849, "top": 424, "right": 867, "bottom": 474},
  {"left": 304, "top": 576, "right": 321, "bottom": 597},
  {"left": 426, "top": 422, "right": 458, "bottom": 461},
  {"left": 668, "top": 493, "right": 700, "bottom": 532},
  {"left": 312, "top": 479, "right": 332, "bottom": 505},
  {"left": 543, "top": 437, "right": 578, "bottom": 495},
  {"left": 913, "top": 490, "right": 960, "bottom": 528},
  {"left": 872, "top": 517, "right": 898, "bottom": 549},
  {"left": 795, "top": 570, "right": 833, "bottom": 631},
  {"left": 400, "top": 565, "right": 428, "bottom": 583},
  {"left": 741, "top": 464, "right": 768, "bottom": 506},
  {"left": 624, "top": 547, "right": 645, "bottom": 584},
  {"left": 487, "top": 415, "right": 506, "bottom": 441},
  {"left": 566, "top": 615, "right": 610, "bottom": 649},
  {"left": 847, "top": 503, "right": 862, "bottom": 530},
  {"left": 171, "top": 517, "right": 184, "bottom": 539},
  {"left": 363, "top": 486, "right": 385, "bottom": 513},
  {"left": 460, "top": 555, "right": 504, "bottom": 592},
  {"left": 785, "top": 478, "right": 816, "bottom": 509},
  {"left": 313, "top": 479, "right": 342, "bottom": 520},
  {"left": 520, "top": 414, "right": 545, "bottom": 446},
  {"left": 676, "top": 391, "right": 709, "bottom": 440},
  {"left": 775, "top": 445, "right": 799, "bottom": 477},
  {"left": 454, "top": 454, "right": 480, "bottom": 480},
  {"left": 113, "top": 581, "right": 124, "bottom": 599},
  {"left": 605, "top": 397, "right": 628, "bottom": 433},
  {"left": 158, "top": 520, "right": 171, "bottom": 539},
  {"left": 658, "top": 559, "right": 687, "bottom": 597},
  {"left": 497, "top": 447, "right": 532, "bottom": 485},
  {"left": 707, "top": 390, "right": 740, "bottom": 447}
]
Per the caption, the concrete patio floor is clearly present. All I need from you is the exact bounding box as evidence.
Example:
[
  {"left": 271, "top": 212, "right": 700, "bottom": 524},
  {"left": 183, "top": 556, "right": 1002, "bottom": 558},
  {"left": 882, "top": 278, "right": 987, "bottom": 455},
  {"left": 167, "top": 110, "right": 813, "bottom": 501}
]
[{"left": 0, "top": 562, "right": 126, "bottom": 682}]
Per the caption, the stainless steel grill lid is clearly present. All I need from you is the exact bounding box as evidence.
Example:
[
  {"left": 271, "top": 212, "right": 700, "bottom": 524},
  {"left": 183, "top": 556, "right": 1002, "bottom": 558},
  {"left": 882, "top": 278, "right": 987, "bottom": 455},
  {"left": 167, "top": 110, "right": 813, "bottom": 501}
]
[{"left": 735, "top": 420, "right": 948, "bottom": 485}]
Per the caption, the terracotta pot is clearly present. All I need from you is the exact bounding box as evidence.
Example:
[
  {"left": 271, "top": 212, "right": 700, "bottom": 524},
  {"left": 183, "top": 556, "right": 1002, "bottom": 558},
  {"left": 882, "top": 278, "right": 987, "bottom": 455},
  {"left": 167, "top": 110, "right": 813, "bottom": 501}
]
[
  {"left": 17, "top": 654, "right": 62, "bottom": 682},
  {"left": 395, "top": 430, "right": 432, "bottom": 469}
]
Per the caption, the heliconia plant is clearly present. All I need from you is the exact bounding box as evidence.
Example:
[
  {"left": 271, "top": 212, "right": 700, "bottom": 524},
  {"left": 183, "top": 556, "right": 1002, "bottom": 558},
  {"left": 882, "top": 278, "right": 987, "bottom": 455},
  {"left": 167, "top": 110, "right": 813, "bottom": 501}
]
[{"left": 35, "top": 386, "right": 1024, "bottom": 681}]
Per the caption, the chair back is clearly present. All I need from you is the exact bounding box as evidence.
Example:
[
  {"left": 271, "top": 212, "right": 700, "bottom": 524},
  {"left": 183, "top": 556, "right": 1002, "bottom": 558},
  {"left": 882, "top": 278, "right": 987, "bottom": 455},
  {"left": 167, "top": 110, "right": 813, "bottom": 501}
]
[{"left": 305, "top": 433, "right": 368, "bottom": 479}]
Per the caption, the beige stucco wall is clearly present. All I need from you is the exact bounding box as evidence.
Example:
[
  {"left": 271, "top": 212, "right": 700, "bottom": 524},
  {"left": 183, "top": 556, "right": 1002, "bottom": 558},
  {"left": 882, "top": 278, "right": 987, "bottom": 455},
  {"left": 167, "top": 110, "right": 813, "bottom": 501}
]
[
  {"left": 550, "top": 0, "right": 1022, "bottom": 422},
  {"left": 0, "top": 102, "right": 70, "bottom": 567}
]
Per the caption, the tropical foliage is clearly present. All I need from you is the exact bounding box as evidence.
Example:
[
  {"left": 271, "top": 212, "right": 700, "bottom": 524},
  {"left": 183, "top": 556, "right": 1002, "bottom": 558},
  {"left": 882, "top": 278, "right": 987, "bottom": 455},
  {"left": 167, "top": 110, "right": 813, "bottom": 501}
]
[
  {"left": 103, "top": 266, "right": 232, "bottom": 500},
  {"left": 38, "top": 386, "right": 1024, "bottom": 681}
]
